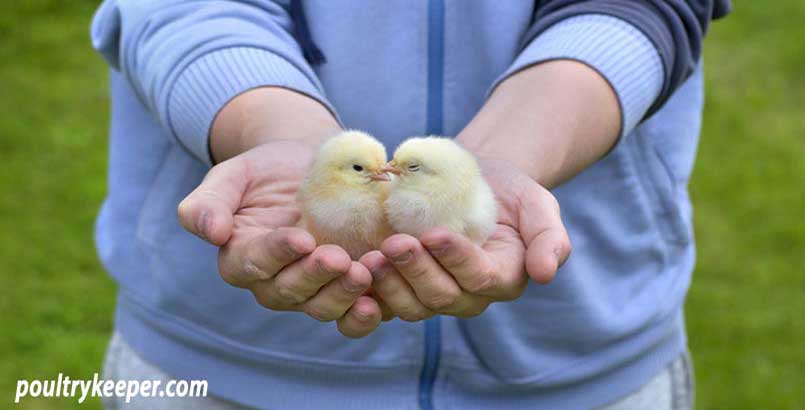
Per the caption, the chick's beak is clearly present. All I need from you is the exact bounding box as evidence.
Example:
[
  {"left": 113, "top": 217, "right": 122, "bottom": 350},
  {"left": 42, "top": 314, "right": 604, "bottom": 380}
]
[
  {"left": 369, "top": 171, "right": 391, "bottom": 182},
  {"left": 379, "top": 162, "right": 401, "bottom": 175}
]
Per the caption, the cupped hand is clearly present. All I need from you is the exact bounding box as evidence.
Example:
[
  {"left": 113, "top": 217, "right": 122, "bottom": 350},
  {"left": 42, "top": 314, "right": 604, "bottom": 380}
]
[
  {"left": 361, "top": 158, "right": 571, "bottom": 321},
  {"left": 177, "top": 140, "right": 382, "bottom": 337}
]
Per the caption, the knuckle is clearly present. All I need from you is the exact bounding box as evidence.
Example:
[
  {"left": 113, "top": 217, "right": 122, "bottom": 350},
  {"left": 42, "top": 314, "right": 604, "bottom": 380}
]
[
  {"left": 499, "top": 282, "right": 527, "bottom": 301},
  {"left": 304, "top": 305, "right": 338, "bottom": 322},
  {"left": 404, "top": 264, "right": 430, "bottom": 281},
  {"left": 217, "top": 252, "right": 250, "bottom": 288},
  {"left": 301, "top": 265, "right": 327, "bottom": 284},
  {"left": 218, "top": 267, "right": 245, "bottom": 288},
  {"left": 455, "top": 303, "right": 488, "bottom": 318},
  {"left": 424, "top": 289, "right": 461, "bottom": 311},
  {"left": 303, "top": 261, "right": 339, "bottom": 285},
  {"left": 274, "top": 282, "right": 307, "bottom": 304},
  {"left": 490, "top": 270, "right": 528, "bottom": 301},
  {"left": 242, "top": 260, "right": 272, "bottom": 281},
  {"left": 444, "top": 251, "right": 472, "bottom": 270},
  {"left": 337, "top": 322, "right": 368, "bottom": 339},
  {"left": 463, "top": 271, "right": 498, "bottom": 294},
  {"left": 341, "top": 275, "right": 369, "bottom": 294},
  {"left": 252, "top": 290, "right": 281, "bottom": 310},
  {"left": 397, "top": 307, "right": 431, "bottom": 322}
]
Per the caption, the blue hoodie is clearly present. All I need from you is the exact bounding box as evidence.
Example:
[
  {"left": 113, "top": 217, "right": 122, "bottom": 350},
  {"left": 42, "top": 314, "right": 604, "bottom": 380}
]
[{"left": 90, "top": 1, "right": 729, "bottom": 409}]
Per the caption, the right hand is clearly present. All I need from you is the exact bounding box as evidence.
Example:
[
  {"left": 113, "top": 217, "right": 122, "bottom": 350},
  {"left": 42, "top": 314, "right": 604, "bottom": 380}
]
[{"left": 177, "top": 140, "right": 382, "bottom": 338}]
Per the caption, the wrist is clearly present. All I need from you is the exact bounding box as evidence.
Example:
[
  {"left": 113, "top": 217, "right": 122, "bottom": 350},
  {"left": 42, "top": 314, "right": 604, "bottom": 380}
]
[
  {"left": 457, "top": 60, "right": 620, "bottom": 188},
  {"left": 457, "top": 126, "right": 555, "bottom": 188},
  {"left": 210, "top": 87, "right": 341, "bottom": 163},
  {"left": 459, "top": 134, "right": 571, "bottom": 193}
]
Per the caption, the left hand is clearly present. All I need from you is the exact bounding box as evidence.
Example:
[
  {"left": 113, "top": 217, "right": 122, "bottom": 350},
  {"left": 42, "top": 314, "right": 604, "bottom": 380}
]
[{"left": 360, "top": 159, "right": 571, "bottom": 321}]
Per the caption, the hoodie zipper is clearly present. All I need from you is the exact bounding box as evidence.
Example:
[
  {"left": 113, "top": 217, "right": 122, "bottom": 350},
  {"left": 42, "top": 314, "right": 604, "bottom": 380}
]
[{"left": 419, "top": 1, "right": 444, "bottom": 410}]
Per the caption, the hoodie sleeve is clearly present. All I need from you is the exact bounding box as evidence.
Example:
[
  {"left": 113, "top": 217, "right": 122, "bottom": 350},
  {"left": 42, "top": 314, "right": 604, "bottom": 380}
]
[
  {"left": 90, "top": 0, "right": 334, "bottom": 166},
  {"left": 496, "top": 0, "right": 731, "bottom": 138}
]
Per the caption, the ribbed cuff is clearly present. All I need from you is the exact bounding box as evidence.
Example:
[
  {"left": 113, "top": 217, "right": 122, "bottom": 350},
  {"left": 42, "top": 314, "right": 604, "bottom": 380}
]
[
  {"left": 167, "top": 47, "right": 332, "bottom": 166},
  {"left": 497, "top": 14, "right": 663, "bottom": 139}
]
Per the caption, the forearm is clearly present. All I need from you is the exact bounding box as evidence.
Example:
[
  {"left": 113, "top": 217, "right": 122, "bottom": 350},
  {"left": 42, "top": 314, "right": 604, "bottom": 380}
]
[
  {"left": 457, "top": 60, "right": 620, "bottom": 188},
  {"left": 210, "top": 87, "right": 342, "bottom": 163}
]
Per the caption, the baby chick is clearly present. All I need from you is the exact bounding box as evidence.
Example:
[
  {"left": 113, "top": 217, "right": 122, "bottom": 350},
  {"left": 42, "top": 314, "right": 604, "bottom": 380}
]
[
  {"left": 382, "top": 137, "right": 497, "bottom": 245},
  {"left": 297, "top": 131, "right": 393, "bottom": 260}
]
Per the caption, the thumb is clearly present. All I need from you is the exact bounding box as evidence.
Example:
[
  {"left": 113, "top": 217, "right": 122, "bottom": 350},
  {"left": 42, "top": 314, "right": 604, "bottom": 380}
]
[
  {"left": 516, "top": 185, "right": 572, "bottom": 284},
  {"left": 178, "top": 159, "right": 247, "bottom": 246},
  {"left": 524, "top": 228, "right": 571, "bottom": 284}
]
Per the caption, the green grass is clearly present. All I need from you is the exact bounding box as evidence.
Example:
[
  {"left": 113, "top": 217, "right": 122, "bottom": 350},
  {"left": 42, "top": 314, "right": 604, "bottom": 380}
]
[
  {"left": 0, "top": 1, "right": 803, "bottom": 409},
  {"left": 687, "top": 2, "right": 805, "bottom": 408},
  {"left": 0, "top": 1, "right": 113, "bottom": 409}
]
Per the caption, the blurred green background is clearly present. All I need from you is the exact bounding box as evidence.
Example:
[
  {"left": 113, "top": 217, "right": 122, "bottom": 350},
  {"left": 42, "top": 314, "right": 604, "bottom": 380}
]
[{"left": 1, "top": 1, "right": 803, "bottom": 409}]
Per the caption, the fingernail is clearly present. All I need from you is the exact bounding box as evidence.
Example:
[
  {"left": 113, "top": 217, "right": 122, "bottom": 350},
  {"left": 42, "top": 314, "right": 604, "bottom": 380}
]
[
  {"left": 317, "top": 260, "right": 337, "bottom": 275},
  {"left": 197, "top": 210, "right": 209, "bottom": 240},
  {"left": 390, "top": 251, "right": 412, "bottom": 264},
  {"left": 370, "top": 267, "right": 386, "bottom": 282},
  {"left": 285, "top": 245, "right": 299, "bottom": 260},
  {"left": 552, "top": 246, "right": 563, "bottom": 268},
  {"left": 428, "top": 244, "right": 449, "bottom": 256},
  {"left": 553, "top": 246, "right": 564, "bottom": 265}
]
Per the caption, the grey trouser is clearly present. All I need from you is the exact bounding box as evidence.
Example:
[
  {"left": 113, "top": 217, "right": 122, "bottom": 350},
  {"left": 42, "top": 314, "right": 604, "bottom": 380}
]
[{"left": 103, "top": 332, "right": 694, "bottom": 410}]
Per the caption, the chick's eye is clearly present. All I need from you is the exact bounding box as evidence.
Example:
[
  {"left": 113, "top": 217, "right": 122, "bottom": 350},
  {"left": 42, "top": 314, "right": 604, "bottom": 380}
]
[
  {"left": 352, "top": 164, "right": 364, "bottom": 172},
  {"left": 408, "top": 164, "right": 420, "bottom": 172}
]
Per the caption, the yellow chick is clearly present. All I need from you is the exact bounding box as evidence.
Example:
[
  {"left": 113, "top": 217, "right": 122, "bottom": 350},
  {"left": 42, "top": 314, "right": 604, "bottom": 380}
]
[
  {"left": 297, "top": 131, "right": 393, "bottom": 260},
  {"left": 382, "top": 136, "right": 497, "bottom": 245}
]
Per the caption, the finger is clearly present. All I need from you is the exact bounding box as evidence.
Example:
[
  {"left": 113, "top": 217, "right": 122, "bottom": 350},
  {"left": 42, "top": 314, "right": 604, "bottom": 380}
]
[
  {"left": 336, "top": 296, "right": 382, "bottom": 338},
  {"left": 303, "top": 262, "right": 372, "bottom": 322},
  {"left": 360, "top": 285, "right": 396, "bottom": 322},
  {"left": 177, "top": 159, "right": 248, "bottom": 246},
  {"left": 272, "top": 244, "right": 352, "bottom": 304},
  {"left": 380, "top": 234, "right": 463, "bottom": 311},
  {"left": 376, "top": 297, "right": 396, "bottom": 322},
  {"left": 250, "top": 250, "right": 353, "bottom": 311},
  {"left": 516, "top": 185, "right": 572, "bottom": 284},
  {"left": 420, "top": 228, "right": 511, "bottom": 297},
  {"left": 218, "top": 227, "right": 316, "bottom": 287},
  {"left": 378, "top": 238, "right": 488, "bottom": 317},
  {"left": 360, "top": 251, "right": 433, "bottom": 322},
  {"left": 249, "top": 280, "right": 304, "bottom": 312},
  {"left": 525, "top": 227, "right": 571, "bottom": 284}
]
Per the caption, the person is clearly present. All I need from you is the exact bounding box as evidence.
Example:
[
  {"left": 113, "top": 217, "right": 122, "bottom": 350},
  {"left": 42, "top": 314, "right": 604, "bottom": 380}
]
[{"left": 91, "top": 1, "right": 731, "bottom": 409}]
